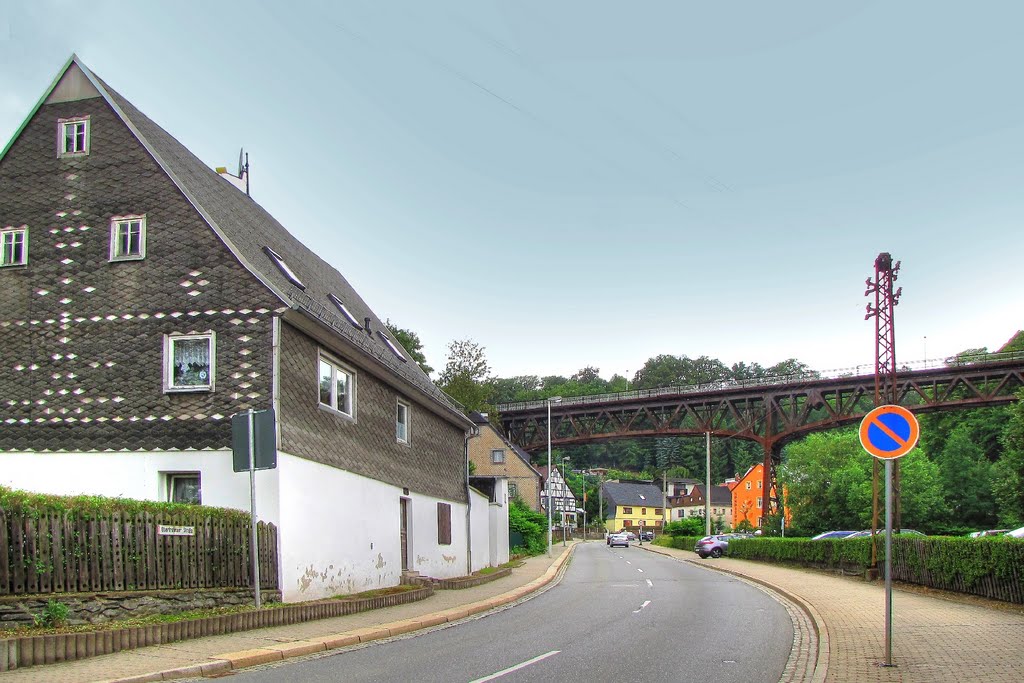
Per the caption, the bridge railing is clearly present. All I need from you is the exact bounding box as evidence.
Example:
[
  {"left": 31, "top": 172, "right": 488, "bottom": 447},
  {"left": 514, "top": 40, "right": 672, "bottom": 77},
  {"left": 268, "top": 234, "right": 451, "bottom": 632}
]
[{"left": 496, "top": 350, "right": 1024, "bottom": 413}]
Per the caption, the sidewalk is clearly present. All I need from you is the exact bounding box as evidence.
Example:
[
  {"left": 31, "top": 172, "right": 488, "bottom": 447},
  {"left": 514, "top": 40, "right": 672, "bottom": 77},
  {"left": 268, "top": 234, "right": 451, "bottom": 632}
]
[
  {"left": 0, "top": 545, "right": 576, "bottom": 683},
  {"left": 642, "top": 544, "right": 1024, "bottom": 683}
]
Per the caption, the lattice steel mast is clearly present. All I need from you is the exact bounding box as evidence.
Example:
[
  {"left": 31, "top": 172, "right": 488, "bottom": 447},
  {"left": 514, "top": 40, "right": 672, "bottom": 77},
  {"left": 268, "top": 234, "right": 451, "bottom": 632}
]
[{"left": 865, "top": 253, "right": 902, "bottom": 564}]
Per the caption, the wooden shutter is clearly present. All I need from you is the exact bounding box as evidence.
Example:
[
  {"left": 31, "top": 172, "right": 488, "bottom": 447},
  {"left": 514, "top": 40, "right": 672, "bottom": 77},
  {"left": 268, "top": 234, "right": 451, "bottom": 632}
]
[{"left": 437, "top": 503, "right": 452, "bottom": 545}]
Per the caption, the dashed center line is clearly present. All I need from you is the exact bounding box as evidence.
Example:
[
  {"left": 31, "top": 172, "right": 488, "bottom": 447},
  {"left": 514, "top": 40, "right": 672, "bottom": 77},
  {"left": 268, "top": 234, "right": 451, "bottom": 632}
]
[
  {"left": 646, "top": 579, "right": 653, "bottom": 587},
  {"left": 633, "top": 600, "right": 651, "bottom": 613},
  {"left": 636, "top": 568, "right": 644, "bottom": 573},
  {"left": 470, "top": 650, "right": 560, "bottom": 682}
]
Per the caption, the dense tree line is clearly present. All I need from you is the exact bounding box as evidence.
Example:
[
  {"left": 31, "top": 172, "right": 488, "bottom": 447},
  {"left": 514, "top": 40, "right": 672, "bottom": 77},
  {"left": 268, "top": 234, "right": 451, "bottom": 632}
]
[{"left": 387, "top": 325, "right": 1024, "bottom": 534}]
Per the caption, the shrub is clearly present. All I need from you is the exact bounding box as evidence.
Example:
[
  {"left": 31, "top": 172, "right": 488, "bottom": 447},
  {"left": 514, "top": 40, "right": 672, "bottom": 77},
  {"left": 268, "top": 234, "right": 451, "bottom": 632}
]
[
  {"left": 664, "top": 518, "right": 704, "bottom": 537},
  {"left": 34, "top": 600, "right": 70, "bottom": 628},
  {"left": 509, "top": 498, "right": 548, "bottom": 556}
]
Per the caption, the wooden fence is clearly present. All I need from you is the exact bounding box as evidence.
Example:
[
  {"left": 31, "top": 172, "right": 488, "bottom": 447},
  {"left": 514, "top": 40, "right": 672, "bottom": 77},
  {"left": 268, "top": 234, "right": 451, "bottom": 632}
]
[
  {"left": 890, "top": 537, "right": 1024, "bottom": 604},
  {"left": 0, "top": 510, "right": 278, "bottom": 596}
]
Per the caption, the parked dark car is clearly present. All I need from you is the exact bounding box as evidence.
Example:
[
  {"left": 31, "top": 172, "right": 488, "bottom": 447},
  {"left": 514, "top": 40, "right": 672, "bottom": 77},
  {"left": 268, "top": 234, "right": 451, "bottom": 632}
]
[{"left": 639, "top": 531, "right": 655, "bottom": 541}]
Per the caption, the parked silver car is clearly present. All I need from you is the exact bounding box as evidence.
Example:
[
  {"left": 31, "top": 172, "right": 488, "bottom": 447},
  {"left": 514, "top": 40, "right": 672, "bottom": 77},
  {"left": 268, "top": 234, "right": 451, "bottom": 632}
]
[{"left": 607, "top": 532, "right": 630, "bottom": 548}]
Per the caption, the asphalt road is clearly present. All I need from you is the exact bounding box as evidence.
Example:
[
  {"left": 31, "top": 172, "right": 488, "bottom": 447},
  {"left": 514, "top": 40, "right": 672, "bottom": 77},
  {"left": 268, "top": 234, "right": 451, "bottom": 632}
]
[{"left": 227, "top": 543, "right": 794, "bottom": 683}]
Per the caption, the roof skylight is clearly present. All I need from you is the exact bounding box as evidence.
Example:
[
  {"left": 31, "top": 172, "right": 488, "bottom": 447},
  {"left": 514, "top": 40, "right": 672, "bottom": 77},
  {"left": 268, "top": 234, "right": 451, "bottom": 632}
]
[
  {"left": 378, "top": 331, "right": 407, "bottom": 362},
  {"left": 262, "top": 246, "right": 305, "bottom": 290},
  {"left": 328, "top": 294, "right": 362, "bottom": 329}
]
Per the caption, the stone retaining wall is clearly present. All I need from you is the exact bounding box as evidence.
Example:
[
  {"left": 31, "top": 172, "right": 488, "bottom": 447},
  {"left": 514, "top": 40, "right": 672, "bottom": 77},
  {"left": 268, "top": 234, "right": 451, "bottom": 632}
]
[
  {"left": 0, "top": 586, "right": 432, "bottom": 672},
  {"left": 0, "top": 588, "right": 279, "bottom": 629}
]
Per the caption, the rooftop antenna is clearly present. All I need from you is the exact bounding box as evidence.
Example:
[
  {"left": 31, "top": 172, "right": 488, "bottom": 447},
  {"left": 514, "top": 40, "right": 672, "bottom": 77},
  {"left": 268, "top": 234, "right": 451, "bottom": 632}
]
[
  {"left": 216, "top": 148, "right": 250, "bottom": 195},
  {"left": 238, "top": 148, "right": 250, "bottom": 196}
]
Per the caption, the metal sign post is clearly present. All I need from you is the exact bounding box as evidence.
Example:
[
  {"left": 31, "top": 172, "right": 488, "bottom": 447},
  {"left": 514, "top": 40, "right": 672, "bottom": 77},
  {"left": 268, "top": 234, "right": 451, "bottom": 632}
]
[
  {"left": 247, "top": 411, "right": 260, "bottom": 610},
  {"left": 231, "top": 409, "right": 277, "bottom": 610},
  {"left": 859, "top": 404, "right": 919, "bottom": 668}
]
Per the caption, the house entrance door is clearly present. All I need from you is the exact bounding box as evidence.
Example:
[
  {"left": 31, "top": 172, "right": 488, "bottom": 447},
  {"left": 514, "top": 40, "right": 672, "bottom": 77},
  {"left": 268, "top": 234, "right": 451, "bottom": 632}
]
[{"left": 400, "top": 498, "right": 410, "bottom": 572}]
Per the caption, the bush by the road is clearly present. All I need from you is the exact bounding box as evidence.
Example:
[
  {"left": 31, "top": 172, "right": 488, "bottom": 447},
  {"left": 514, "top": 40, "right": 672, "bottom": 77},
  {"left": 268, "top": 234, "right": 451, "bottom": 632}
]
[{"left": 726, "top": 535, "right": 1024, "bottom": 604}]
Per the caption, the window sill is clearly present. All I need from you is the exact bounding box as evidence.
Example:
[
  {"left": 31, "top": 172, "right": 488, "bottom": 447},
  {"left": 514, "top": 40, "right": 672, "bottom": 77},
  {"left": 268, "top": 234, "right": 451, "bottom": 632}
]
[
  {"left": 110, "top": 255, "right": 146, "bottom": 263},
  {"left": 318, "top": 403, "right": 356, "bottom": 423},
  {"left": 165, "top": 386, "right": 213, "bottom": 394}
]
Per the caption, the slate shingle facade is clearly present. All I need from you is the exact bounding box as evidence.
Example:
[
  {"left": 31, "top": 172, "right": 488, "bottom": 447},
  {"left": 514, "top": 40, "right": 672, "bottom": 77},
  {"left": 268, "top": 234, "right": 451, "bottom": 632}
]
[{"left": 0, "top": 58, "right": 479, "bottom": 596}]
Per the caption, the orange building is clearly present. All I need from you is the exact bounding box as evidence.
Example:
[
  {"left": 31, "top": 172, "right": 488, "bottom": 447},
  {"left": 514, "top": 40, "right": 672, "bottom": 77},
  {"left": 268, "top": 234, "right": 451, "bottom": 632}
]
[{"left": 731, "top": 464, "right": 791, "bottom": 529}]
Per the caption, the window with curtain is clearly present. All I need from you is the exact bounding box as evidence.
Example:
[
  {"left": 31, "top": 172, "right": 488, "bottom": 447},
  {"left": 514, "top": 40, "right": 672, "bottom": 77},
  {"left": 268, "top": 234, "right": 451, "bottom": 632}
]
[{"left": 166, "top": 334, "right": 214, "bottom": 391}]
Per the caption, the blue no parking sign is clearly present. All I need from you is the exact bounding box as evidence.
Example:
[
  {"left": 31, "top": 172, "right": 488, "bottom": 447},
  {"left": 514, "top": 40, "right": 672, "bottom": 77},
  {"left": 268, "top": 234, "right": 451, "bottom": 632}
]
[{"left": 859, "top": 405, "right": 919, "bottom": 460}]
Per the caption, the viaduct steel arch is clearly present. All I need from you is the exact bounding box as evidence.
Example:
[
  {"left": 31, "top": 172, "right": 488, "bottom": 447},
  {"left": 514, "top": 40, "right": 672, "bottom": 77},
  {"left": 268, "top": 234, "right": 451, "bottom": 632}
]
[{"left": 498, "top": 354, "right": 1024, "bottom": 518}]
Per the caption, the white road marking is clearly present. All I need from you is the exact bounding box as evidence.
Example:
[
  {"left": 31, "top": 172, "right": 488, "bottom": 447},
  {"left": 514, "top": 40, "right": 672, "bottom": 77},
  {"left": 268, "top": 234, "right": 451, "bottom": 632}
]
[
  {"left": 470, "top": 650, "right": 561, "bottom": 682},
  {"left": 633, "top": 600, "right": 651, "bottom": 613},
  {"left": 646, "top": 579, "right": 653, "bottom": 587},
  {"left": 625, "top": 560, "right": 632, "bottom": 565},
  {"left": 637, "top": 568, "right": 644, "bottom": 573}
]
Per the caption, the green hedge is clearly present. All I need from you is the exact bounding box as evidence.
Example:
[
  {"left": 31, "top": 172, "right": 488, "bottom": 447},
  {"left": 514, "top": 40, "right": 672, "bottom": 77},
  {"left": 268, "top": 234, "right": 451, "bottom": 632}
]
[
  {"left": 725, "top": 536, "right": 1024, "bottom": 604},
  {"left": 0, "top": 485, "right": 250, "bottom": 522},
  {"left": 657, "top": 535, "right": 702, "bottom": 551},
  {"left": 726, "top": 537, "right": 871, "bottom": 575}
]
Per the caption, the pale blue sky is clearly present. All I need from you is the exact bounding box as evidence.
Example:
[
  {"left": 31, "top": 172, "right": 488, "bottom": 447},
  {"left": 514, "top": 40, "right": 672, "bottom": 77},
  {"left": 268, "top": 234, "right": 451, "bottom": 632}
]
[{"left": 3, "top": 1, "right": 1022, "bottom": 380}]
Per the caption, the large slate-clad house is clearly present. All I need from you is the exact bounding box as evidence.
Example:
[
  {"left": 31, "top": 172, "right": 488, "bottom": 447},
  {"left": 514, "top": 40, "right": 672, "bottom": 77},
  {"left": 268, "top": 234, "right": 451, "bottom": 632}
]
[{"left": 0, "top": 56, "right": 484, "bottom": 601}]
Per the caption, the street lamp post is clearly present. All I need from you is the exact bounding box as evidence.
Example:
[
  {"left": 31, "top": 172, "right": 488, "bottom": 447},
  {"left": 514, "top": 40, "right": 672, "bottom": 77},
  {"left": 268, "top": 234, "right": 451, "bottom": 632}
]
[
  {"left": 561, "top": 455, "right": 571, "bottom": 546},
  {"left": 546, "top": 396, "right": 562, "bottom": 557}
]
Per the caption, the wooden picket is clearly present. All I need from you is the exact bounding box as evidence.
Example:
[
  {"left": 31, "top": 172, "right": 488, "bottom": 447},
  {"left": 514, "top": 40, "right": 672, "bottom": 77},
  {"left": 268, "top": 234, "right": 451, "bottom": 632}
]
[{"left": 0, "top": 511, "right": 278, "bottom": 596}]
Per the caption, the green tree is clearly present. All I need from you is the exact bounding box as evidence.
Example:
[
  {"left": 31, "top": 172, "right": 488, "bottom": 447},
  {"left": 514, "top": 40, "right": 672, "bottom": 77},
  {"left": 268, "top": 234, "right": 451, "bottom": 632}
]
[
  {"left": 385, "top": 320, "right": 432, "bottom": 375},
  {"left": 437, "top": 339, "right": 491, "bottom": 411},
  {"left": 780, "top": 429, "right": 941, "bottom": 533},
  {"left": 993, "top": 389, "right": 1024, "bottom": 526},
  {"left": 932, "top": 426, "right": 997, "bottom": 533}
]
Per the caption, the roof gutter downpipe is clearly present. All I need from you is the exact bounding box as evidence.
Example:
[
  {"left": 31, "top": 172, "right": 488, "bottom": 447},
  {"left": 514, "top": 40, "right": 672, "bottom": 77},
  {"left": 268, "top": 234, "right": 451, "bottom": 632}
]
[{"left": 465, "top": 426, "right": 480, "bottom": 575}]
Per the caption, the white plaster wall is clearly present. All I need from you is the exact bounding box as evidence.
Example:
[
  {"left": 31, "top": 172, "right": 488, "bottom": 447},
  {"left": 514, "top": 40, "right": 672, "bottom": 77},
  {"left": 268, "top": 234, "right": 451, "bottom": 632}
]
[
  {"left": 488, "top": 479, "right": 510, "bottom": 566},
  {"left": 275, "top": 452, "right": 403, "bottom": 602},
  {"left": 274, "top": 453, "right": 473, "bottom": 601},
  {"left": 410, "top": 490, "right": 472, "bottom": 580},
  {"left": 469, "top": 488, "right": 490, "bottom": 573},
  {"left": 0, "top": 450, "right": 281, "bottom": 523}
]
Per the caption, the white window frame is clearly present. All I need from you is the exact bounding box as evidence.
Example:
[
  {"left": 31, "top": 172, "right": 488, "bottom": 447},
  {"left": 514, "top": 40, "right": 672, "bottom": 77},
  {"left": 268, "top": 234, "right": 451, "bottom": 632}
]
[
  {"left": 318, "top": 352, "right": 356, "bottom": 418},
  {"left": 58, "top": 116, "right": 90, "bottom": 157},
  {"left": 164, "top": 332, "right": 215, "bottom": 392},
  {"left": 491, "top": 449, "right": 505, "bottom": 464},
  {"left": 757, "top": 496, "right": 763, "bottom": 509},
  {"left": 165, "top": 472, "right": 202, "bottom": 505},
  {"left": 0, "top": 227, "right": 28, "bottom": 267},
  {"left": 396, "top": 400, "right": 410, "bottom": 444},
  {"left": 109, "top": 215, "right": 147, "bottom": 261},
  {"left": 746, "top": 481, "right": 752, "bottom": 490}
]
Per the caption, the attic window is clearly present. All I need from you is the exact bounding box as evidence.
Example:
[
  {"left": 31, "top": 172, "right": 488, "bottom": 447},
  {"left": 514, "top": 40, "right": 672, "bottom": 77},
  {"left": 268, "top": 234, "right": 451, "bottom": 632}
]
[
  {"left": 639, "top": 494, "right": 646, "bottom": 501},
  {"left": 263, "top": 246, "right": 305, "bottom": 290},
  {"left": 378, "top": 331, "right": 407, "bottom": 362},
  {"left": 1, "top": 227, "right": 28, "bottom": 267},
  {"left": 328, "top": 294, "right": 362, "bottom": 329},
  {"left": 58, "top": 116, "right": 89, "bottom": 157}
]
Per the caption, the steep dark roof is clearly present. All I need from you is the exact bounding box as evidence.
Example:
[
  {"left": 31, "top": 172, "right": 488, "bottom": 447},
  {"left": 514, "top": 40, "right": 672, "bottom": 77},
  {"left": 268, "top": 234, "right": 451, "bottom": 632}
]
[
  {"left": 602, "top": 482, "right": 663, "bottom": 509},
  {"left": 692, "top": 485, "right": 733, "bottom": 506},
  {"left": 25, "top": 57, "right": 469, "bottom": 427}
]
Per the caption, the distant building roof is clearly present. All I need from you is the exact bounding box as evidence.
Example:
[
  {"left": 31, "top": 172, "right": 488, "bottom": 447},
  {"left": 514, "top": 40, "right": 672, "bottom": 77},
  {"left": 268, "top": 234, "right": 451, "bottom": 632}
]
[{"left": 602, "top": 482, "right": 663, "bottom": 509}]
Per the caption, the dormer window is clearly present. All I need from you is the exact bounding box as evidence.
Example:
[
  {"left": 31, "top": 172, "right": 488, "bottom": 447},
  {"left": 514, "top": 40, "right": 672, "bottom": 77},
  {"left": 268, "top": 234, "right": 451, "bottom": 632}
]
[
  {"left": 378, "top": 331, "right": 407, "bottom": 362},
  {"left": 58, "top": 117, "right": 89, "bottom": 157},
  {"left": 263, "top": 246, "right": 305, "bottom": 290},
  {"left": 109, "top": 215, "right": 146, "bottom": 261},
  {"left": 328, "top": 294, "right": 362, "bottom": 329},
  {"left": 1, "top": 227, "right": 28, "bottom": 267}
]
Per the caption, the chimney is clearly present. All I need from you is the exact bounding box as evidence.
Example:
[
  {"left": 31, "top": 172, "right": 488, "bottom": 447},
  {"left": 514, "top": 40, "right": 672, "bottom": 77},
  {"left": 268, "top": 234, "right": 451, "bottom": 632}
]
[{"left": 364, "top": 317, "right": 372, "bottom": 336}]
